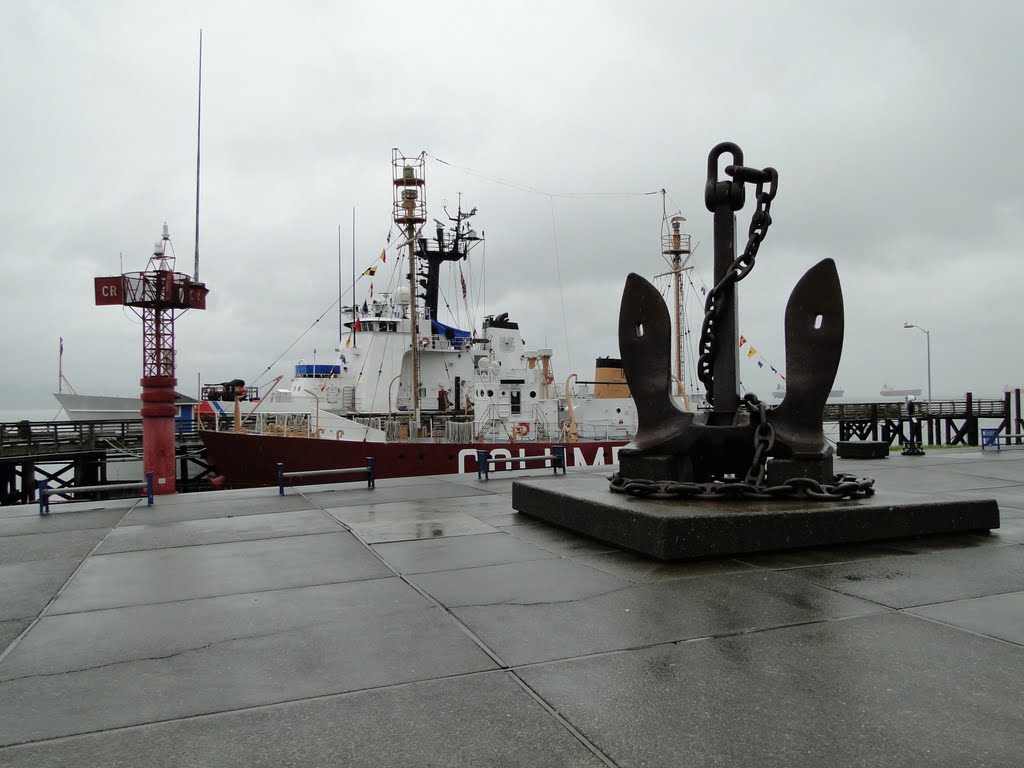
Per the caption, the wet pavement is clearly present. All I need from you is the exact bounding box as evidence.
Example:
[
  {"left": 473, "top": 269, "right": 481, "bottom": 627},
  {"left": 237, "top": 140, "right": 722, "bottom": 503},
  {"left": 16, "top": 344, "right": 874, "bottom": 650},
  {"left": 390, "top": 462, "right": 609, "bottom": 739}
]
[{"left": 0, "top": 449, "right": 1021, "bottom": 766}]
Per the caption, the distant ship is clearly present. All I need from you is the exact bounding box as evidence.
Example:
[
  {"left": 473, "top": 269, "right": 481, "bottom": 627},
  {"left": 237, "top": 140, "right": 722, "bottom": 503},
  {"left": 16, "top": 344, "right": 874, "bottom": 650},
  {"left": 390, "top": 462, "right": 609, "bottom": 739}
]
[
  {"left": 772, "top": 383, "right": 844, "bottom": 399},
  {"left": 54, "top": 392, "right": 198, "bottom": 421},
  {"left": 880, "top": 384, "right": 923, "bottom": 397}
]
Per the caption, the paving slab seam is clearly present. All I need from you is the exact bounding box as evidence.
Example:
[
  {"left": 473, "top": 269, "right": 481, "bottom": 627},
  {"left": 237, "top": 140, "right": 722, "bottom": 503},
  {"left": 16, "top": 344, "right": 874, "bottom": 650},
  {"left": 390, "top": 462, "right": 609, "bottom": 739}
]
[
  {"left": 0, "top": 500, "right": 141, "bottom": 666},
  {"left": 97, "top": 526, "right": 357, "bottom": 555},
  {"left": 0, "top": 612, "right": 386, "bottom": 684},
  {"left": 503, "top": 670, "right": 621, "bottom": 768},
  {"left": 508, "top": 611, "right": 892, "bottom": 674},
  {"left": 896, "top": 606, "right": 1024, "bottom": 649},
  {"left": 35, "top": 572, "right": 398, "bottom": 617},
  {"left": 299, "top": 491, "right": 513, "bottom": 671},
  {"left": 449, "top": 582, "right": 637, "bottom": 610},
  {"left": 888, "top": 583, "right": 1024, "bottom": 611},
  {"left": 0, "top": 667, "right": 513, "bottom": 750}
]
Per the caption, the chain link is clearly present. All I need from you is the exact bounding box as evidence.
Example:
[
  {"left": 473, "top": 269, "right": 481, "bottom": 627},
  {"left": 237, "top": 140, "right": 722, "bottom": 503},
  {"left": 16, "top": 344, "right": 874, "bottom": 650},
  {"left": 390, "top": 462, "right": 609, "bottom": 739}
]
[
  {"left": 697, "top": 168, "right": 778, "bottom": 405},
  {"left": 609, "top": 472, "right": 875, "bottom": 502},
  {"left": 741, "top": 394, "right": 774, "bottom": 486}
]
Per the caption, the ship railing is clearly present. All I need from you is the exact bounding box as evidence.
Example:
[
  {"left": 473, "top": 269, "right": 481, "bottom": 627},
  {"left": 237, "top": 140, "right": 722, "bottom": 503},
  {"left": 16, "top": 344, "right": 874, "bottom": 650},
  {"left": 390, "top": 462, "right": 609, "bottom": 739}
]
[
  {"left": 277, "top": 459, "right": 375, "bottom": 494},
  {"left": 38, "top": 472, "right": 154, "bottom": 515},
  {"left": 573, "top": 422, "right": 632, "bottom": 441}
]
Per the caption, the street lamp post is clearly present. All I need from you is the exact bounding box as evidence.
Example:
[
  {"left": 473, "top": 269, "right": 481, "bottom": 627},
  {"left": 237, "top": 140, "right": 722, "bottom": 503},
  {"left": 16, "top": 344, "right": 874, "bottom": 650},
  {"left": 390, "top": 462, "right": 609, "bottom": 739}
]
[{"left": 903, "top": 323, "right": 932, "bottom": 413}]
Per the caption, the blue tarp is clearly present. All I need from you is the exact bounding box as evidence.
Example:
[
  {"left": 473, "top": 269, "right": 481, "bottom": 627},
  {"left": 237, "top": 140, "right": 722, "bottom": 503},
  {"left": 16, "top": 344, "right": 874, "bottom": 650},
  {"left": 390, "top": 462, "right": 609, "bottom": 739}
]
[{"left": 431, "top": 319, "right": 471, "bottom": 341}]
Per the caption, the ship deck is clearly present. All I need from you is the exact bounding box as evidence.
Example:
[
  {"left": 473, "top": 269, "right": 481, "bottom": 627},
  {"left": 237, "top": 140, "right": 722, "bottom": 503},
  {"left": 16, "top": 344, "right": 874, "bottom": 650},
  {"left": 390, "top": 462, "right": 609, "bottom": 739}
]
[{"left": 0, "top": 450, "right": 1022, "bottom": 765}]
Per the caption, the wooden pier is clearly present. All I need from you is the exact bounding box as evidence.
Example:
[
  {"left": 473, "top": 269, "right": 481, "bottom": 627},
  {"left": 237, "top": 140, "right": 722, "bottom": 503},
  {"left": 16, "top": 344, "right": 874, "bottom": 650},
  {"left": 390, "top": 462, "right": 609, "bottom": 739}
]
[
  {"left": 829, "top": 391, "right": 1024, "bottom": 449},
  {"left": 0, "top": 418, "right": 214, "bottom": 505}
]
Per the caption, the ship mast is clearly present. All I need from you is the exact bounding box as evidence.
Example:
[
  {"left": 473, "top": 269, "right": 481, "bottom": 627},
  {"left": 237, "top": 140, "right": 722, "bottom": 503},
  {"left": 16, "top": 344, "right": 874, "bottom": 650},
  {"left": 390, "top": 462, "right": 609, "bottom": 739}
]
[
  {"left": 659, "top": 211, "right": 693, "bottom": 408},
  {"left": 393, "top": 149, "right": 427, "bottom": 431}
]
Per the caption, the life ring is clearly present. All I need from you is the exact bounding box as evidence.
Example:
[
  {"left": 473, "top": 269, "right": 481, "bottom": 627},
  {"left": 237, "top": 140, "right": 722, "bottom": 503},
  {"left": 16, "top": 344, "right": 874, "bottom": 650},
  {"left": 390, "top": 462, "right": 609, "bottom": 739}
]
[
  {"left": 514, "top": 422, "right": 530, "bottom": 437},
  {"left": 420, "top": 336, "right": 430, "bottom": 349}
]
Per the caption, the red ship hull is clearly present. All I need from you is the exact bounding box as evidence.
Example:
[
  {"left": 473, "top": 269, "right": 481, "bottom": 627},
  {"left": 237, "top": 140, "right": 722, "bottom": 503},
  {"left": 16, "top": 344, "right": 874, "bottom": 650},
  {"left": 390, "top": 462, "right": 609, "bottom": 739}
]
[{"left": 199, "top": 430, "right": 627, "bottom": 488}]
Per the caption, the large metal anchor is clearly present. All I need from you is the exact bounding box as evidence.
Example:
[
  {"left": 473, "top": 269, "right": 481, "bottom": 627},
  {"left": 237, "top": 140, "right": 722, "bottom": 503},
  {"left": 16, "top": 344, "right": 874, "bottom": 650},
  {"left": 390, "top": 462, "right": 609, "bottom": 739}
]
[{"left": 613, "top": 143, "right": 863, "bottom": 499}]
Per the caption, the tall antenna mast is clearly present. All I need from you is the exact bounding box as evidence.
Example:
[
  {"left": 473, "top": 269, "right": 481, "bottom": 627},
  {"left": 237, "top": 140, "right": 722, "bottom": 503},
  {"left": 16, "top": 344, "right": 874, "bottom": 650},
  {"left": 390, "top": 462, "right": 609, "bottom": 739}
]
[
  {"left": 351, "top": 207, "right": 357, "bottom": 348},
  {"left": 344, "top": 222, "right": 348, "bottom": 342},
  {"left": 392, "top": 149, "right": 426, "bottom": 429},
  {"left": 193, "top": 29, "right": 203, "bottom": 283},
  {"left": 659, "top": 205, "right": 692, "bottom": 408}
]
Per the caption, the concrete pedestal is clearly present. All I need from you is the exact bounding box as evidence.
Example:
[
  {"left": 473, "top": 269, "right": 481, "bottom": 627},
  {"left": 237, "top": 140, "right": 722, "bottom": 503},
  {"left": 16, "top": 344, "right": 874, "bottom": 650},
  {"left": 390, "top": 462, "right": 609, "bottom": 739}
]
[{"left": 512, "top": 474, "right": 1000, "bottom": 561}]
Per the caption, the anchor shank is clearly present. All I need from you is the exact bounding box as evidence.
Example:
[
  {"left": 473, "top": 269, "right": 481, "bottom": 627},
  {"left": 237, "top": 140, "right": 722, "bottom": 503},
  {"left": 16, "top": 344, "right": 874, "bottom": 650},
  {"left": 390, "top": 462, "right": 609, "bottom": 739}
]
[{"left": 712, "top": 205, "right": 740, "bottom": 414}]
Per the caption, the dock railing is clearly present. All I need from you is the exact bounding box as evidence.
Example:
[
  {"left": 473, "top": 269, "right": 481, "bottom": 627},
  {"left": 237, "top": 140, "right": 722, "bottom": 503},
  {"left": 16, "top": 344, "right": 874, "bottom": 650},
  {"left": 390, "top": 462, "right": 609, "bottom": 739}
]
[
  {"left": 37, "top": 472, "right": 154, "bottom": 515},
  {"left": 277, "top": 459, "right": 375, "bottom": 494},
  {"left": 476, "top": 446, "right": 567, "bottom": 480}
]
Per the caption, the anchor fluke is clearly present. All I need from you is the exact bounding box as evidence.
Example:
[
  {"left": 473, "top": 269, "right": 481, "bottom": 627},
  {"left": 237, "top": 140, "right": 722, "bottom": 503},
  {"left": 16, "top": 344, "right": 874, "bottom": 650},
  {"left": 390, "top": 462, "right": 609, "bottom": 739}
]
[
  {"left": 618, "top": 273, "right": 692, "bottom": 452},
  {"left": 770, "top": 258, "right": 844, "bottom": 454}
]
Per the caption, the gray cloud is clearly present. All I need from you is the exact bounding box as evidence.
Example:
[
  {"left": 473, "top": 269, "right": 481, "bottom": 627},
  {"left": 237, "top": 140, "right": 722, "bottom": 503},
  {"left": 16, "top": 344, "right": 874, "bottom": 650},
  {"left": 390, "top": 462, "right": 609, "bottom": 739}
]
[{"left": 2, "top": 0, "right": 1021, "bottom": 415}]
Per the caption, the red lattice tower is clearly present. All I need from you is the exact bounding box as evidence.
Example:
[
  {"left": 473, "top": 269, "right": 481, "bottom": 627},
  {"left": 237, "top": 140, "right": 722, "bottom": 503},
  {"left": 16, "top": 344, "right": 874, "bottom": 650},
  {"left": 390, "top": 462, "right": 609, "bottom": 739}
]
[{"left": 94, "top": 225, "right": 208, "bottom": 494}]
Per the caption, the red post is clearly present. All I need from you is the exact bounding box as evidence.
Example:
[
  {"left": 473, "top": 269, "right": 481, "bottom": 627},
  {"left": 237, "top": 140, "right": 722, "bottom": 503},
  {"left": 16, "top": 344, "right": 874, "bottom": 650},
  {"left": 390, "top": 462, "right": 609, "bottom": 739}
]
[
  {"left": 96, "top": 227, "right": 208, "bottom": 497},
  {"left": 141, "top": 375, "right": 178, "bottom": 494}
]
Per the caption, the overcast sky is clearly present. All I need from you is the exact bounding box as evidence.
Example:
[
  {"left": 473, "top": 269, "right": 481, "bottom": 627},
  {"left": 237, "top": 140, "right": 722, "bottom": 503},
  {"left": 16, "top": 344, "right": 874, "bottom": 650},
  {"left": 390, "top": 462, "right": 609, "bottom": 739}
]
[{"left": 2, "top": 1, "right": 1021, "bottom": 414}]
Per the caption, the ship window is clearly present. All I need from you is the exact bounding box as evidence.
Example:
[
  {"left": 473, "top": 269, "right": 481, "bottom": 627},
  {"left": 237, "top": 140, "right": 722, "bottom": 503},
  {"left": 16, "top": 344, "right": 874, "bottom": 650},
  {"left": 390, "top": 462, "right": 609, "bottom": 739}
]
[
  {"left": 530, "top": 391, "right": 537, "bottom": 398},
  {"left": 501, "top": 391, "right": 506, "bottom": 397},
  {"left": 487, "top": 389, "right": 494, "bottom": 397},
  {"left": 616, "top": 408, "right": 621, "bottom": 413}
]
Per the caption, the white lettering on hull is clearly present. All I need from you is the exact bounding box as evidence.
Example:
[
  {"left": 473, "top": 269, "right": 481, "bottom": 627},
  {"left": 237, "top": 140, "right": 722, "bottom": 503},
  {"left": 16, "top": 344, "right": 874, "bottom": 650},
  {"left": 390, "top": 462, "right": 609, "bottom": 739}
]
[
  {"left": 573, "top": 447, "right": 606, "bottom": 466},
  {"left": 457, "top": 445, "right": 621, "bottom": 475}
]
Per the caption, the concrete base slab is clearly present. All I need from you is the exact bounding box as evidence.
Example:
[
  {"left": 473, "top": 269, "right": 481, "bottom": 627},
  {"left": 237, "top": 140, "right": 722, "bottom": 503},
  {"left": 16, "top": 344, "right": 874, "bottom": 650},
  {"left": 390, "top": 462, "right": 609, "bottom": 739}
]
[{"left": 512, "top": 474, "right": 1000, "bottom": 561}]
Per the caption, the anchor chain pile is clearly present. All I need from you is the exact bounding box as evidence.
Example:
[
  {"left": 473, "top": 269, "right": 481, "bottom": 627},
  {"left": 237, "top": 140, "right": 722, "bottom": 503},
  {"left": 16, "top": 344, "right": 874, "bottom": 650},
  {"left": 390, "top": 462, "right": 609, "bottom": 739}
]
[
  {"left": 611, "top": 394, "right": 876, "bottom": 501},
  {"left": 609, "top": 473, "right": 876, "bottom": 502}
]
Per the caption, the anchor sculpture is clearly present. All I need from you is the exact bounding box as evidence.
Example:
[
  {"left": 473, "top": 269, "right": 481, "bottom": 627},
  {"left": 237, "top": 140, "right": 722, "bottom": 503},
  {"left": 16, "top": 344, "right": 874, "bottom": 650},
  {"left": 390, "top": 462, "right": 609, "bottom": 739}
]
[{"left": 612, "top": 142, "right": 873, "bottom": 500}]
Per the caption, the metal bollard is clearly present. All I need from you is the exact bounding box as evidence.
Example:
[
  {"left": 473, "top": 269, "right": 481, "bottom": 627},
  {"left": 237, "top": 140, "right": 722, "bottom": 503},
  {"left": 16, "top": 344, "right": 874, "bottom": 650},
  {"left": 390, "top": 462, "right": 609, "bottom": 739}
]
[
  {"left": 552, "top": 445, "right": 567, "bottom": 474},
  {"left": 37, "top": 480, "right": 50, "bottom": 516},
  {"left": 277, "top": 462, "right": 285, "bottom": 495},
  {"left": 145, "top": 472, "right": 154, "bottom": 506}
]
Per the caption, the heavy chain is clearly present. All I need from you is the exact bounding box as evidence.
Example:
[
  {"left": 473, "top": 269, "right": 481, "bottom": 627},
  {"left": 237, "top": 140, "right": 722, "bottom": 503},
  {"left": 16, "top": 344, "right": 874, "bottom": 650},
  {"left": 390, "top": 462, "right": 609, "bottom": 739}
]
[
  {"left": 608, "top": 390, "right": 874, "bottom": 502},
  {"left": 742, "top": 394, "right": 773, "bottom": 486},
  {"left": 697, "top": 168, "right": 778, "bottom": 405},
  {"left": 609, "top": 472, "right": 875, "bottom": 502}
]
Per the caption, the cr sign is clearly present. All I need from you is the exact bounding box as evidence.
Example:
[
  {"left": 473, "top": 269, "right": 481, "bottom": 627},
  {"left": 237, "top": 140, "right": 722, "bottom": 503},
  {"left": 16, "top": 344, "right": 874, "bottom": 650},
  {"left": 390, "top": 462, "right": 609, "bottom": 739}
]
[{"left": 94, "top": 276, "right": 125, "bottom": 305}]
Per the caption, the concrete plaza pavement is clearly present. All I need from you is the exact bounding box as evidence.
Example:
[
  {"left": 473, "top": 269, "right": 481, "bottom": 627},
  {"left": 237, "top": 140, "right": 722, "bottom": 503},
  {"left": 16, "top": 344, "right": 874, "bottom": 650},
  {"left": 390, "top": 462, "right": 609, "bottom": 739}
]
[{"left": 0, "top": 449, "right": 1021, "bottom": 766}]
